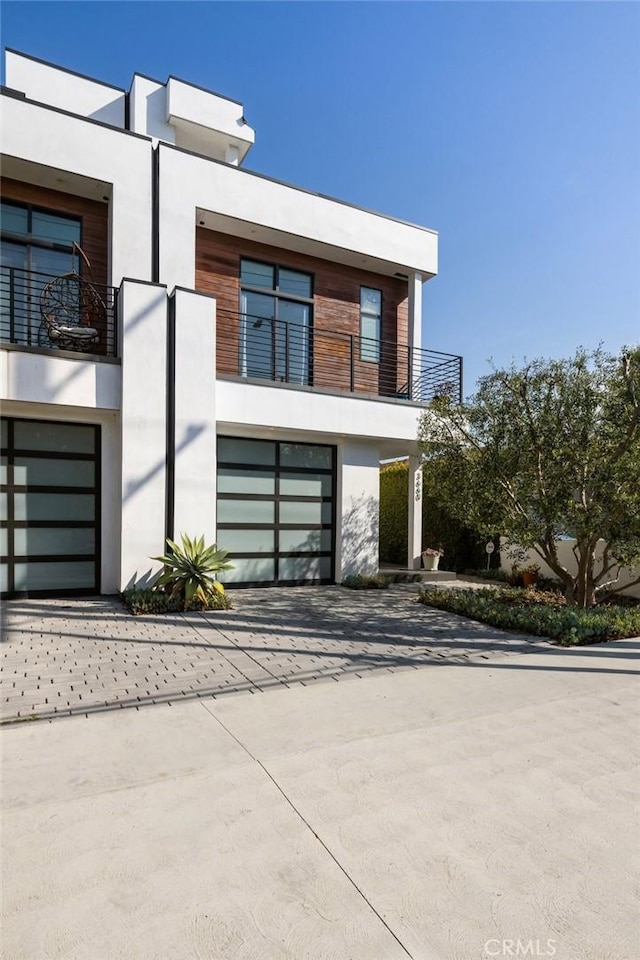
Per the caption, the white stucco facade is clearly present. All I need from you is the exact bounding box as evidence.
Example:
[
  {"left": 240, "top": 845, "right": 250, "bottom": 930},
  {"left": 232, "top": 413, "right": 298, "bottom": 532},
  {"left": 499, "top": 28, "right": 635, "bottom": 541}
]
[{"left": 0, "top": 49, "right": 449, "bottom": 595}]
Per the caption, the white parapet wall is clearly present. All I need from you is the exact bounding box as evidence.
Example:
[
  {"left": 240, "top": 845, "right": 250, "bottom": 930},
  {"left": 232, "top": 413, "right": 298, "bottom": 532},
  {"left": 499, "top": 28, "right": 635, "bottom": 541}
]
[
  {"left": 5, "top": 50, "right": 126, "bottom": 127},
  {"left": 0, "top": 93, "right": 153, "bottom": 285},
  {"left": 216, "top": 378, "right": 423, "bottom": 446},
  {"left": 500, "top": 540, "right": 640, "bottom": 600},
  {"left": 0, "top": 349, "right": 121, "bottom": 410}
]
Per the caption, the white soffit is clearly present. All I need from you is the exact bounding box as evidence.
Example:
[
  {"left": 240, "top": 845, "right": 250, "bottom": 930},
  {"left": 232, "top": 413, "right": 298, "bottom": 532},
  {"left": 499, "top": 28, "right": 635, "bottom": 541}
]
[
  {"left": 196, "top": 211, "right": 434, "bottom": 280},
  {"left": 1, "top": 155, "right": 111, "bottom": 202}
]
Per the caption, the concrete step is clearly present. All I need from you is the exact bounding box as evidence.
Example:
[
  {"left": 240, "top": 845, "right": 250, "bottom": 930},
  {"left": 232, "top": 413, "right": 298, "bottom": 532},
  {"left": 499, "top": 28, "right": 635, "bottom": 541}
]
[{"left": 379, "top": 567, "right": 457, "bottom": 583}]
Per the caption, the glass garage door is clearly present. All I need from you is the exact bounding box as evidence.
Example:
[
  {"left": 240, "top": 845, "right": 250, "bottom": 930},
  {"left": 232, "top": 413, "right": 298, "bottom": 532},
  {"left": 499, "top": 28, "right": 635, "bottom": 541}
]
[
  {"left": 217, "top": 437, "right": 335, "bottom": 586},
  {"left": 0, "top": 418, "right": 99, "bottom": 597}
]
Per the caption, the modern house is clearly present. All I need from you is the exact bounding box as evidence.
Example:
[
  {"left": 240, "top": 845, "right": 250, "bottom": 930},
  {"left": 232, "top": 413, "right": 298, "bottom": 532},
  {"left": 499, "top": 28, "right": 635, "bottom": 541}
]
[{"left": 0, "top": 49, "right": 462, "bottom": 596}]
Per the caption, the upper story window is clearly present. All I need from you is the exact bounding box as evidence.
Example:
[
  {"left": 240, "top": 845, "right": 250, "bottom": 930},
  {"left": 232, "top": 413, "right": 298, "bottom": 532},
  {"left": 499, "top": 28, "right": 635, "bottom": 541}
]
[
  {"left": 239, "top": 258, "right": 313, "bottom": 385},
  {"left": 1, "top": 201, "right": 82, "bottom": 346},
  {"left": 1, "top": 201, "right": 81, "bottom": 273},
  {"left": 360, "top": 287, "right": 382, "bottom": 363}
]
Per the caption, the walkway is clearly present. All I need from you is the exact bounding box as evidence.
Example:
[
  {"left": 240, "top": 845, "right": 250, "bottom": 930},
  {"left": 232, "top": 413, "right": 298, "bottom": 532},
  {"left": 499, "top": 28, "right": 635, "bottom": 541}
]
[{"left": 1, "top": 583, "right": 545, "bottom": 722}]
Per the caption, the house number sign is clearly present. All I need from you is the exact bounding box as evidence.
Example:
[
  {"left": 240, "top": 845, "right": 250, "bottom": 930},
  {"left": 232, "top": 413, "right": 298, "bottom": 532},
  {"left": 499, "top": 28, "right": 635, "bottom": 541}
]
[{"left": 414, "top": 471, "right": 422, "bottom": 502}]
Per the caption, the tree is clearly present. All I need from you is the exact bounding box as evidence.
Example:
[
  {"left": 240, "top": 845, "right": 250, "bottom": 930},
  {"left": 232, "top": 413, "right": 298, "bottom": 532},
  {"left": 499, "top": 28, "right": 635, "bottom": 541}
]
[{"left": 418, "top": 347, "right": 640, "bottom": 608}]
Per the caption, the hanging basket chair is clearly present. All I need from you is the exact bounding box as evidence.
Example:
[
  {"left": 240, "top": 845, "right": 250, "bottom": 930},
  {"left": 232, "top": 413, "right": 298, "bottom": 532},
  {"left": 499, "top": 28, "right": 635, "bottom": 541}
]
[{"left": 39, "top": 244, "right": 106, "bottom": 352}]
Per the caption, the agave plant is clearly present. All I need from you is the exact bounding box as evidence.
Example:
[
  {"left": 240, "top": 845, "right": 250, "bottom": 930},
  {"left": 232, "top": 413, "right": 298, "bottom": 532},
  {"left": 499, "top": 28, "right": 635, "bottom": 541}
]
[{"left": 152, "top": 534, "right": 234, "bottom": 610}]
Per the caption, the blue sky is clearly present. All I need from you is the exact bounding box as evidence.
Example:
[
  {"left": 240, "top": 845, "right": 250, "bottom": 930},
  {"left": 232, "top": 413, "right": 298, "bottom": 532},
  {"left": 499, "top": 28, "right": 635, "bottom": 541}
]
[{"left": 2, "top": 1, "right": 639, "bottom": 394}]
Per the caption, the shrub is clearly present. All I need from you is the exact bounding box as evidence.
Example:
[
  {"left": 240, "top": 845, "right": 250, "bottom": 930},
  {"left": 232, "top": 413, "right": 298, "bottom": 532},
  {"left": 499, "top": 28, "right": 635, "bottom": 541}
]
[
  {"left": 152, "top": 534, "right": 233, "bottom": 610},
  {"left": 469, "top": 568, "right": 510, "bottom": 583},
  {"left": 342, "top": 573, "right": 391, "bottom": 589},
  {"left": 417, "top": 586, "right": 640, "bottom": 646},
  {"left": 121, "top": 587, "right": 231, "bottom": 616},
  {"left": 379, "top": 461, "right": 494, "bottom": 571}
]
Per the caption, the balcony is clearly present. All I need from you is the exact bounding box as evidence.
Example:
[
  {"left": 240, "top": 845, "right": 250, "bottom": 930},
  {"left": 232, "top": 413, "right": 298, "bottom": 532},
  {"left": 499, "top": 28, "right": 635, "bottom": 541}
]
[
  {"left": 0, "top": 266, "right": 118, "bottom": 359},
  {"left": 217, "top": 310, "right": 462, "bottom": 404}
]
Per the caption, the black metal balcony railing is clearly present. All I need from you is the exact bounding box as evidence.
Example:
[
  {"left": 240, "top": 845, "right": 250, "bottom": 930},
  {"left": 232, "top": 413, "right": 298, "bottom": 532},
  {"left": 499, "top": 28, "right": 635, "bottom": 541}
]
[
  {"left": 217, "top": 309, "right": 462, "bottom": 404},
  {"left": 0, "top": 266, "right": 118, "bottom": 358}
]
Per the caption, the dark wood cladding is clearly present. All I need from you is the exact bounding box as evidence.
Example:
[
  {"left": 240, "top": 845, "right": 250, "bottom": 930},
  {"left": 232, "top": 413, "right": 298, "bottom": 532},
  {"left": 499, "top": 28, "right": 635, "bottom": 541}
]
[
  {"left": 1, "top": 178, "right": 109, "bottom": 287},
  {"left": 195, "top": 228, "right": 409, "bottom": 396}
]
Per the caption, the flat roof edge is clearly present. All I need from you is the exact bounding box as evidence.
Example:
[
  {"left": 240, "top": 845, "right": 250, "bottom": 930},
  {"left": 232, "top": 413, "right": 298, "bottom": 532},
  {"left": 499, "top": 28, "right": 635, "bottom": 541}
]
[
  {"left": 160, "top": 141, "right": 438, "bottom": 236},
  {"left": 0, "top": 89, "right": 152, "bottom": 143},
  {"left": 5, "top": 48, "right": 127, "bottom": 95}
]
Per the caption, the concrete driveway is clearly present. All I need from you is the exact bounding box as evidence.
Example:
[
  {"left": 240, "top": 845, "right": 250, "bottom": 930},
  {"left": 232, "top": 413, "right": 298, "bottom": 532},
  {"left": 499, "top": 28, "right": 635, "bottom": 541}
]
[
  {"left": 2, "top": 588, "right": 639, "bottom": 959},
  {"left": 2, "top": 584, "right": 544, "bottom": 722}
]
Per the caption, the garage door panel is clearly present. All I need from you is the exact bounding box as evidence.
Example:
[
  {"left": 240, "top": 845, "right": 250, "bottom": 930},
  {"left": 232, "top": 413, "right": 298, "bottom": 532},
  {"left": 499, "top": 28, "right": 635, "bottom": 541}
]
[
  {"left": 279, "top": 500, "right": 332, "bottom": 525},
  {"left": 14, "top": 560, "right": 96, "bottom": 591},
  {"left": 217, "top": 467, "right": 275, "bottom": 495},
  {"left": 222, "top": 529, "right": 275, "bottom": 553},
  {"left": 279, "top": 528, "right": 332, "bottom": 553},
  {"left": 217, "top": 499, "right": 275, "bottom": 524},
  {"left": 279, "top": 556, "right": 331, "bottom": 581},
  {"left": 13, "top": 492, "right": 95, "bottom": 522},
  {"left": 222, "top": 557, "right": 276, "bottom": 583},
  {"left": 12, "top": 420, "right": 95, "bottom": 454},
  {"left": 13, "top": 527, "right": 95, "bottom": 557},
  {"left": 279, "top": 472, "right": 332, "bottom": 497},
  {"left": 13, "top": 457, "right": 95, "bottom": 487}
]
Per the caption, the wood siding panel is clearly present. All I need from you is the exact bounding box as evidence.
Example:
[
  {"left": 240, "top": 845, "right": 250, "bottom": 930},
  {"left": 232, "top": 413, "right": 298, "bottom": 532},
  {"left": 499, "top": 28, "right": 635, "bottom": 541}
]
[
  {"left": 1, "top": 178, "right": 109, "bottom": 287},
  {"left": 195, "top": 229, "right": 409, "bottom": 396}
]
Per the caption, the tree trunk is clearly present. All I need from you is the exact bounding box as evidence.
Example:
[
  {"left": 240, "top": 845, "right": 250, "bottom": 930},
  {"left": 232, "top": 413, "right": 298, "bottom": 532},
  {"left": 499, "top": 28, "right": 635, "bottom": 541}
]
[{"left": 575, "top": 541, "right": 597, "bottom": 608}]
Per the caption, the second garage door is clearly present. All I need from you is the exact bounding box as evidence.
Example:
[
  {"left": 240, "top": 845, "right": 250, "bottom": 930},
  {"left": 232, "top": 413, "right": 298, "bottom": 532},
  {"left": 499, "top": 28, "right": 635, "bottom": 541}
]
[{"left": 216, "top": 436, "right": 335, "bottom": 586}]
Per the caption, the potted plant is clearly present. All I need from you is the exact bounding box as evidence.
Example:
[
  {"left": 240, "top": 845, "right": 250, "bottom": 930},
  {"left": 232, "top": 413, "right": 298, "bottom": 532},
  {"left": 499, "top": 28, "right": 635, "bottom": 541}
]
[
  {"left": 521, "top": 562, "right": 540, "bottom": 587},
  {"left": 422, "top": 547, "right": 444, "bottom": 571}
]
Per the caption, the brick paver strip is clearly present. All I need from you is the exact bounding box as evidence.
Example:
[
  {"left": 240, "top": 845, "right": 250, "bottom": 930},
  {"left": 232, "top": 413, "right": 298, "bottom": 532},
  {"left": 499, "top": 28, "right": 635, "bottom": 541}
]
[{"left": 1, "top": 584, "right": 546, "bottom": 721}]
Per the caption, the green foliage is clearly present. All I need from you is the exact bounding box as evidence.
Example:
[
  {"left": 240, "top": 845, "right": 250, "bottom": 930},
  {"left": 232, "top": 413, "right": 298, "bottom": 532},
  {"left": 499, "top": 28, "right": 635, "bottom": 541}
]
[
  {"left": 121, "top": 589, "right": 184, "bottom": 615},
  {"left": 379, "top": 462, "right": 408, "bottom": 564},
  {"left": 121, "top": 587, "right": 231, "bottom": 616},
  {"left": 342, "top": 573, "right": 392, "bottom": 589},
  {"left": 469, "top": 568, "right": 510, "bottom": 583},
  {"left": 152, "top": 533, "right": 234, "bottom": 611},
  {"left": 419, "top": 347, "right": 640, "bottom": 607},
  {"left": 379, "top": 460, "right": 492, "bottom": 571},
  {"left": 418, "top": 586, "right": 640, "bottom": 646}
]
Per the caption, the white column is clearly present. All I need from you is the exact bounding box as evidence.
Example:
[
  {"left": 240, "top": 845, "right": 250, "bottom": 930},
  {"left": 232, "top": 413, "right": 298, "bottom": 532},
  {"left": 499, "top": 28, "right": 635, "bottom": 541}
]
[
  {"left": 336, "top": 441, "right": 381, "bottom": 580},
  {"left": 407, "top": 453, "right": 423, "bottom": 570},
  {"left": 119, "top": 279, "right": 168, "bottom": 589},
  {"left": 171, "top": 287, "right": 217, "bottom": 545},
  {"left": 407, "top": 272, "right": 423, "bottom": 398}
]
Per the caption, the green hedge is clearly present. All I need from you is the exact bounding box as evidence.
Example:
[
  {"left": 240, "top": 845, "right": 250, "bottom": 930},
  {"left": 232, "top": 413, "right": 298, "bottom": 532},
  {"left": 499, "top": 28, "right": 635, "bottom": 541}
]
[{"left": 380, "top": 461, "right": 495, "bottom": 572}]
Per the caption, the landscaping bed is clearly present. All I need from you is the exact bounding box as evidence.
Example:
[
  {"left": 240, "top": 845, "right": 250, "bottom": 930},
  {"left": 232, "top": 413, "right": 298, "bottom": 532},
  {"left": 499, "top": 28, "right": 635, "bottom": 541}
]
[
  {"left": 418, "top": 586, "right": 640, "bottom": 646},
  {"left": 121, "top": 588, "right": 231, "bottom": 616}
]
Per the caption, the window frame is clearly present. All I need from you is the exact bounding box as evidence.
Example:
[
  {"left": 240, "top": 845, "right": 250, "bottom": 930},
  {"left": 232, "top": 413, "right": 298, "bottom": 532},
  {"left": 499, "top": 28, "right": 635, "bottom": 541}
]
[
  {"left": 1, "top": 199, "right": 83, "bottom": 262},
  {"left": 239, "top": 257, "right": 314, "bottom": 306},
  {"left": 238, "top": 256, "right": 315, "bottom": 385},
  {"left": 359, "top": 285, "right": 382, "bottom": 364}
]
